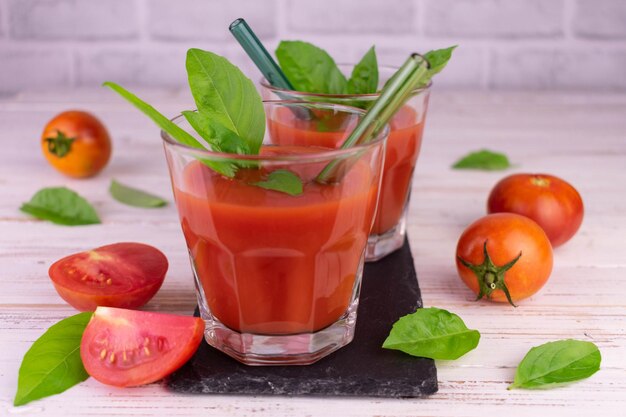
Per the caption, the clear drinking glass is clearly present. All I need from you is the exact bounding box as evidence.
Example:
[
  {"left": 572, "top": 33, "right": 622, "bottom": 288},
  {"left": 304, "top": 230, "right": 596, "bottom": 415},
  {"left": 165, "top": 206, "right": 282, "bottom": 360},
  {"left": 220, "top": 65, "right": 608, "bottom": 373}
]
[
  {"left": 261, "top": 65, "right": 431, "bottom": 261},
  {"left": 162, "top": 101, "right": 387, "bottom": 365}
]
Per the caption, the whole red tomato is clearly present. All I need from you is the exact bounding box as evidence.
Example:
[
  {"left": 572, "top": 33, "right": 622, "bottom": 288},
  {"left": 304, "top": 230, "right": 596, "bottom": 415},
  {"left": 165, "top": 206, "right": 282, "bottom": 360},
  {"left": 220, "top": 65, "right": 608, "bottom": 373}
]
[
  {"left": 456, "top": 213, "right": 553, "bottom": 306},
  {"left": 41, "top": 110, "right": 112, "bottom": 178},
  {"left": 487, "top": 173, "right": 583, "bottom": 247}
]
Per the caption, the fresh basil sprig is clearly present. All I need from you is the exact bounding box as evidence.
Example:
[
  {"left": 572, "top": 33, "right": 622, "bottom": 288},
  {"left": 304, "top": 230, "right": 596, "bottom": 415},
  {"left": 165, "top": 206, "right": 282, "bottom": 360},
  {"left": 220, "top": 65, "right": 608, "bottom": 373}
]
[
  {"left": 277, "top": 42, "right": 456, "bottom": 97},
  {"left": 20, "top": 187, "right": 100, "bottom": 226},
  {"left": 14, "top": 313, "right": 93, "bottom": 406},
  {"left": 509, "top": 339, "right": 601, "bottom": 390},
  {"left": 109, "top": 179, "right": 167, "bottom": 208},
  {"left": 452, "top": 149, "right": 512, "bottom": 171},
  {"left": 106, "top": 49, "right": 303, "bottom": 196},
  {"left": 383, "top": 307, "right": 480, "bottom": 360}
]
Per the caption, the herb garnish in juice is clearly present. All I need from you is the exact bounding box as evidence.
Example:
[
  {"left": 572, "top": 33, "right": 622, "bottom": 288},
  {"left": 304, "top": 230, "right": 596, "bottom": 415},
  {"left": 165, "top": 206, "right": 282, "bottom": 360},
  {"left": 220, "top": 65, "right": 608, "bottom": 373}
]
[
  {"left": 267, "top": 43, "right": 456, "bottom": 239},
  {"left": 105, "top": 49, "right": 303, "bottom": 196},
  {"left": 275, "top": 42, "right": 456, "bottom": 96}
]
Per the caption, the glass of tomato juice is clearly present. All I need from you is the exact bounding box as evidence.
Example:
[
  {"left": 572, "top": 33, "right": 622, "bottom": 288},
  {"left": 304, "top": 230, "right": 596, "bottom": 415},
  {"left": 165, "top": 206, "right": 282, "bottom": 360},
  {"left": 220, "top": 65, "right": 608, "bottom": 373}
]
[
  {"left": 162, "top": 101, "right": 387, "bottom": 365},
  {"left": 261, "top": 66, "right": 430, "bottom": 261}
]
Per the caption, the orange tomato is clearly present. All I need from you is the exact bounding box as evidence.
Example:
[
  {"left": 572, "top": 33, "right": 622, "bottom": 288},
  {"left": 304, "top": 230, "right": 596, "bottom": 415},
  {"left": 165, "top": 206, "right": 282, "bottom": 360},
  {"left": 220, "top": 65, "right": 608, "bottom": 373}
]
[
  {"left": 456, "top": 213, "right": 553, "bottom": 306},
  {"left": 41, "top": 111, "right": 112, "bottom": 178}
]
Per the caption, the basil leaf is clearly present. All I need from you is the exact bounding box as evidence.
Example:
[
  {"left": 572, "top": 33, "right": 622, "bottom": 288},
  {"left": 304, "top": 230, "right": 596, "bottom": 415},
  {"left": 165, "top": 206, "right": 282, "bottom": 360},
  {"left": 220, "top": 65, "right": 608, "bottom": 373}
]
[
  {"left": 181, "top": 111, "right": 245, "bottom": 177},
  {"left": 383, "top": 307, "right": 480, "bottom": 360},
  {"left": 109, "top": 179, "right": 167, "bottom": 208},
  {"left": 186, "top": 48, "right": 265, "bottom": 154},
  {"left": 14, "top": 312, "right": 92, "bottom": 406},
  {"left": 103, "top": 82, "right": 207, "bottom": 151},
  {"left": 509, "top": 340, "right": 601, "bottom": 390},
  {"left": 423, "top": 45, "right": 457, "bottom": 81},
  {"left": 182, "top": 110, "right": 251, "bottom": 155},
  {"left": 253, "top": 170, "right": 303, "bottom": 196},
  {"left": 20, "top": 187, "right": 100, "bottom": 226},
  {"left": 276, "top": 41, "right": 348, "bottom": 94},
  {"left": 452, "top": 149, "right": 512, "bottom": 171},
  {"left": 348, "top": 46, "right": 378, "bottom": 94},
  {"left": 383, "top": 45, "right": 457, "bottom": 91}
]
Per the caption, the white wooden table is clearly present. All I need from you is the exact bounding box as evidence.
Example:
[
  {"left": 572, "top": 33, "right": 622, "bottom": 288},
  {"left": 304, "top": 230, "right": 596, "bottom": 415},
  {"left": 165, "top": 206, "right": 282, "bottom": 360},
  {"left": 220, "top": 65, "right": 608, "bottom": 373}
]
[{"left": 1, "top": 90, "right": 625, "bottom": 416}]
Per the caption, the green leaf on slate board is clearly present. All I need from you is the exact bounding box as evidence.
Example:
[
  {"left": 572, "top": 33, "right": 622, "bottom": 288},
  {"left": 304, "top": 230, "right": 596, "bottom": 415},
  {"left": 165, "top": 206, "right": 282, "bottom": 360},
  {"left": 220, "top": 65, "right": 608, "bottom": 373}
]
[
  {"left": 14, "top": 312, "right": 93, "bottom": 406},
  {"left": 20, "top": 187, "right": 100, "bottom": 225},
  {"left": 109, "top": 179, "right": 168, "bottom": 208},
  {"left": 383, "top": 307, "right": 480, "bottom": 360},
  {"left": 509, "top": 339, "right": 601, "bottom": 390}
]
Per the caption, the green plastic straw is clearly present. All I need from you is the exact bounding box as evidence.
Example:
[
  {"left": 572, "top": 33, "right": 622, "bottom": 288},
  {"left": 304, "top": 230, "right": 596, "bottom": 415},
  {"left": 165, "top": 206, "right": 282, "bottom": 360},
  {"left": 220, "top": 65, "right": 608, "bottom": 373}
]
[
  {"left": 229, "top": 18, "right": 293, "bottom": 90},
  {"left": 230, "top": 18, "right": 311, "bottom": 120},
  {"left": 316, "top": 53, "right": 430, "bottom": 184}
]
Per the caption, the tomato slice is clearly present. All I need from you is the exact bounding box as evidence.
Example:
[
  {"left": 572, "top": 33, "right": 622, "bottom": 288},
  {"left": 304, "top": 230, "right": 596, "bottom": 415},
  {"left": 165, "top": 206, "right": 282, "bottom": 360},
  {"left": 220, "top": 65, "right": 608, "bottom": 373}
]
[
  {"left": 49, "top": 242, "right": 168, "bottom": 311},
  {"left": 81, "top": 307, "right": 205, "bottom": 387}
]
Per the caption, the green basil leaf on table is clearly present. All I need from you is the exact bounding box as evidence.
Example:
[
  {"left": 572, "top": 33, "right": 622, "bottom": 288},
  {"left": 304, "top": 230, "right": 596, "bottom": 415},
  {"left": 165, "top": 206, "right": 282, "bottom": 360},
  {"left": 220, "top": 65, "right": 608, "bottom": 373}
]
[
  {"left": 276, "top": 41, "right": 348, "bottom": 94},
  {"left": 103, "top": 82, "right": 206, "bottom": 150},
  {"left": 14, "top": 312, "right": 93, "bottom": 406},
  {"left": 383, "top": 307, "right": 480, "bottom": 360},
  {"left": 109, "top": 179, "right": 167, "bottom": 208},
  {"left": 186, "top": 48, "right": 265, "bottom": 154},
  {"left": 452, "top": 149, "right": 512, "bottom": 171},
  {"left": 20, "top": 187, "right": 100, "bottom": 226},
  {"left": 347, "top": 46, "right": 379, "bottom": 95},
  {"left": 509, "top": 339, "right": 601, "bottom": 390},
  {"left": 253, "top": 170, "right": 304, "bottom": 196}
]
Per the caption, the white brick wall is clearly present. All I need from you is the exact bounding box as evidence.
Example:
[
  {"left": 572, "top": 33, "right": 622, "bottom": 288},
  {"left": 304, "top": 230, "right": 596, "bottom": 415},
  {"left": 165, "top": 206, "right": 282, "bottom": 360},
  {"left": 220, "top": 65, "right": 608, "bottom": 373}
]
[{"left": 0, "top": 0, "right": 625, "bottom": 94}]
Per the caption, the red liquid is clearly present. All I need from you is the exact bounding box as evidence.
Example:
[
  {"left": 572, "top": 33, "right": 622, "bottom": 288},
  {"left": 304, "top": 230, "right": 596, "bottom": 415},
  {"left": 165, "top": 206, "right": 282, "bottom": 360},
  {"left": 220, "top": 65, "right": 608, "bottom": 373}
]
[
  {"left": 172, "top": 147, "right": 379, "bottom": 335},
  {"left": 268, "top": 106, "right": 424, "bottom": 235},
  {"left": 372, "top": 106, "right": 425, "bottom": 235}
]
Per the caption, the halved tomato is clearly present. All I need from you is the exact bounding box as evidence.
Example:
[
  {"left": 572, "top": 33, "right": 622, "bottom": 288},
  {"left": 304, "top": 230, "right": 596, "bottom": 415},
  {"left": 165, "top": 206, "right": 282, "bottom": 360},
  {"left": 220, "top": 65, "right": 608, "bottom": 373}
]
[
  {"left": 49, "top": 242, "right": 168, "bottom": 311},
  {"left": 81, "top": 307, "right": 204, "bottom": 387}
]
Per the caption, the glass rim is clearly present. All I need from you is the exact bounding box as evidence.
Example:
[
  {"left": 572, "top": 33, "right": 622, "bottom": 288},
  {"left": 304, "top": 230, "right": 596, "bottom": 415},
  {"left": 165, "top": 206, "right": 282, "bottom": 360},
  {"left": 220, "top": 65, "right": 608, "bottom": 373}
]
[
  {"left": 160, "top": 100, "right": 389, "bottom": 162},
  {"left": 260, "top": 64, "right": 432, "bottom": 100}
]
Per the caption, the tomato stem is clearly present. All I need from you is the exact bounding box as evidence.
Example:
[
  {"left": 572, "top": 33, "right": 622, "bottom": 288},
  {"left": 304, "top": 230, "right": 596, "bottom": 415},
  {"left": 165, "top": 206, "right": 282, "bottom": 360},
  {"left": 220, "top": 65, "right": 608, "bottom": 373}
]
[
  {"left": 45, "top": 130, "right": 75, "bottom": 158},
  {"left": 457, "top": 240, "right": 521, "bottom": 307}
]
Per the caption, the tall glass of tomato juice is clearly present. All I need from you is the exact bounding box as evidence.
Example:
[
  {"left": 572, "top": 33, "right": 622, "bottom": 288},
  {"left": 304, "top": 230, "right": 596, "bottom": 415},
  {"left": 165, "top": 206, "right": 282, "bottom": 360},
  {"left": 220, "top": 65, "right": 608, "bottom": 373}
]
[
  {"left": 261, "top": 65, "right": 430, "bottom": 261},
  {"left": 162, "top": 101, "right": 387, "bottom": 365}
]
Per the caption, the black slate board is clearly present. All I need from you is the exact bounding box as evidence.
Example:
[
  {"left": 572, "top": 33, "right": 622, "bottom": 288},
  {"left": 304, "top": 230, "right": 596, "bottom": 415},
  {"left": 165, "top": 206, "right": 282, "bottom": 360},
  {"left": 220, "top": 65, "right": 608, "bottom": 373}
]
[{"left": 166, "top": 238, "right": 438, "bottom": 398}]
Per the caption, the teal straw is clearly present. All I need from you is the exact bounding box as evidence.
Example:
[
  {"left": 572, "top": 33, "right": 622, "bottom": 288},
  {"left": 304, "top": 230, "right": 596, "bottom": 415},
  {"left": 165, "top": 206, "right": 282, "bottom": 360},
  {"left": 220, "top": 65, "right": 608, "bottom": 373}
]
[
  {"left": 316, "top": 53, "right": 430, "bottom": 184},
  {"left": 229, "top": 18, "right": 294, "bottom": 90}
]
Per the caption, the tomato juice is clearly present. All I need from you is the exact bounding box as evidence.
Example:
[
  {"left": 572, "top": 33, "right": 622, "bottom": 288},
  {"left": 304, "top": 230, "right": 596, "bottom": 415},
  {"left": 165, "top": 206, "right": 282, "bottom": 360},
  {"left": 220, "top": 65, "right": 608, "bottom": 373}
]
[
  {"left": 268, "top": 105, "right": 425, "bottom": 236},
  {"left": 171, "top": 146, "right": 379, "bottom": 335}
]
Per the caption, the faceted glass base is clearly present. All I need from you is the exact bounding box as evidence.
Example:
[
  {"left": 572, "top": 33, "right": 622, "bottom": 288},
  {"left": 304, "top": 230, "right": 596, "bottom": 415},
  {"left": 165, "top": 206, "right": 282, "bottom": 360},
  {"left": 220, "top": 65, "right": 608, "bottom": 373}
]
[
  {"left": 191, "top": 253, "right": 363, "bottom": 366},
  {"left": 199, "top": 302, "right": 358, "bottom": 366},
  {"left": 365, "top": 207, "right": 407, "bottom": 262}
]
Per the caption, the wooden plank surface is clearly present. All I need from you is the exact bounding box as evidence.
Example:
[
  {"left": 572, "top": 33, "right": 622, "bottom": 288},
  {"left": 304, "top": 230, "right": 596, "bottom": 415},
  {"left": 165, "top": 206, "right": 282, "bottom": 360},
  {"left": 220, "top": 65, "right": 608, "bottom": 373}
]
[{"left": 1, "top": 90, "right": 625, "bottom": 416}]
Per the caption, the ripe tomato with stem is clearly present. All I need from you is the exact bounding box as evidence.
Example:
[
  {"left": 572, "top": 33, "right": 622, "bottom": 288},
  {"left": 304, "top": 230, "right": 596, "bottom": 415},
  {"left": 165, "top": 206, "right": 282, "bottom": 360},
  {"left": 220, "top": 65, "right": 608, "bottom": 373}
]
[{"left": 456, "top": 213, "right": 553, "bottom": 306}]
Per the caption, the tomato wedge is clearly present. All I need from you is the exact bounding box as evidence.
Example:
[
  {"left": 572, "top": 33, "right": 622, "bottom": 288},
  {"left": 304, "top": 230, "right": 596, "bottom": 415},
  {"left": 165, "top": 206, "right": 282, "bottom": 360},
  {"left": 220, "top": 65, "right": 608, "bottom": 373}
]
[
  {"left": 81, "top": 307, "right": 205, "bottom": 387},
  {"left": 49, "top": 242, "right": 168, "bottom": 311}
]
